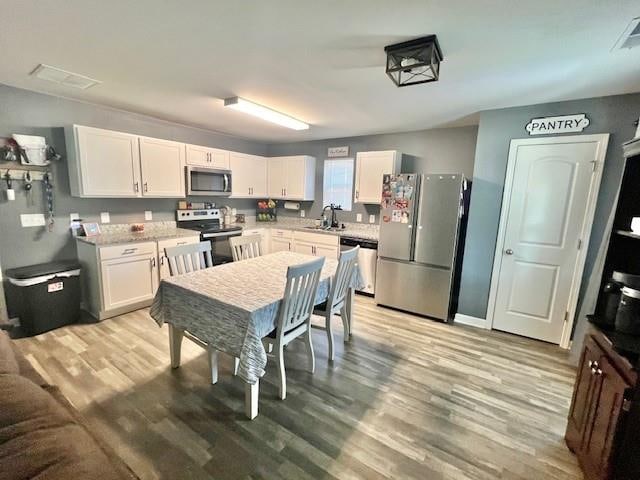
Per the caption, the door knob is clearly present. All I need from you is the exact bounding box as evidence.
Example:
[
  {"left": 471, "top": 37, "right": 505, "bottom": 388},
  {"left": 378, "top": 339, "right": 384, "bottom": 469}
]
[{"left": 504, "top": 249, "right": 514, "bottom": 255}]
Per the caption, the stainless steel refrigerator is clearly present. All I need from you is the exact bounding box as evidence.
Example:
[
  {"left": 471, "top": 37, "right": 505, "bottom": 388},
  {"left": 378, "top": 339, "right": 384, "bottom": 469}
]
[{"left": 375, "top": 173, "right": 468, "bottom": 321}]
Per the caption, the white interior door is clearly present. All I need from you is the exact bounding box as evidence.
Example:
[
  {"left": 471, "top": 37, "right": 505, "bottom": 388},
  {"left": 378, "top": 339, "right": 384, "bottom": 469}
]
[{"left": 491, "top": 135, "right": 608, "bottom": 344}]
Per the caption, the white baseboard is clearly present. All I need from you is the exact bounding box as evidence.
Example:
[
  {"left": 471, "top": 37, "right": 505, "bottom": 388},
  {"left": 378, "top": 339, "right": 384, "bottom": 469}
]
[{"left": 453, "top": 313, "right": 488, "bottom": 329}]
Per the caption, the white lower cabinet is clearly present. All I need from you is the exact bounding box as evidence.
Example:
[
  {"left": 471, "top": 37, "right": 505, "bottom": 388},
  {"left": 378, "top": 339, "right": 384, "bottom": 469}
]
[
  {"left": 292, "top": 231, "right": 339, "bottom": 259},
  {"left": 269, "top": 229, "right": 293, "bottom": 253},
  {"left": 242, "top": 228, "right": 268, "bottom": 253},
  {"left": 157, "top": 236, "right": 200, "bottom": 280},
  {"left": 77, "top": 237, "right": 196, "bottom": 320},
  {"left": 101, "top": 253, "right": 158, "bottom": 311}
]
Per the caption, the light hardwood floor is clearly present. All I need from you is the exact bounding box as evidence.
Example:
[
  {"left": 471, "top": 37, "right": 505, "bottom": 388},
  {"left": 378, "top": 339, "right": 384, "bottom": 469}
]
[{"left": 14, "top": 296, "right": 581, "bottom": 480}]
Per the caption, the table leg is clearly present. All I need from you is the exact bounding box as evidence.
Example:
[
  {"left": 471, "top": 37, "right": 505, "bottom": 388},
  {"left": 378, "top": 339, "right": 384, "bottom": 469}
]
[
  {"left": 208, "top": 349, "right": 218, "bottom": 385},
  {"left": 245, "top": 380, "right": 259, "bottom": 419},
  {"left": 168, "top": 324, "right": 184, "bottom": 369},
  {"left": 345, "top": 287, "right": 355, "bottom": 338}
]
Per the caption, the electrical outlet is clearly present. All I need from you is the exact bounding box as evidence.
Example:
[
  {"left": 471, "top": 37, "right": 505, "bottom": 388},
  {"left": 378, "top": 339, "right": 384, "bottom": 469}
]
[
  {"left": 145, "top": 210, "right": 153, "bottom": 221},
  {"left": 69, "top": 213, "right": 80, "bottom": 221},
  {"left": 300, "top": 209, "right": 305, "bottom": 218},
  {"left": 356, "top": 213, "right": 362, "bottom": 222},
  {"left": 369, "top": 214, "right": 376, "bottom": 224},
  {"left": 100, "top": 212, "right": 110, "bottom": 224},
  {"left": 20, "top": 214, "right": 46, "bottom": 227}
]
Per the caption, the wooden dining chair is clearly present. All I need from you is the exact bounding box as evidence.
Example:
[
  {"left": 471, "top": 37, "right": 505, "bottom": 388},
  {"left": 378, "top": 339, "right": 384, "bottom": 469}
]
[
  {"left": 165, "top": 241, "right": 214, "bottom": 276},
  {"left": 164, "top": 241, "right": 239, "bottom": 379},
  {"left": 313, "top": 246, "right": 359, "bottom": 361},
  {"left": 263, "top": 256, "right": 325, "bottom": 400},
  {"left": 229, "top": 235, "right": 262, "bottom": 262}
]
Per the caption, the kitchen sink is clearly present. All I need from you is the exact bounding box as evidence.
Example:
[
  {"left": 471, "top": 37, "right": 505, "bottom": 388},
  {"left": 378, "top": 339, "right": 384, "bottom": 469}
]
[{"left": 303, "top": 226, "right": 345, "bottom": 232}]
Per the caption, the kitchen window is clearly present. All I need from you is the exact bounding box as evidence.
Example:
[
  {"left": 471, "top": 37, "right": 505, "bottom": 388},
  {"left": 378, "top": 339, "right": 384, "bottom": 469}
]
[{"left": 323, "top": 158, "right": 354, "bottom": 211}]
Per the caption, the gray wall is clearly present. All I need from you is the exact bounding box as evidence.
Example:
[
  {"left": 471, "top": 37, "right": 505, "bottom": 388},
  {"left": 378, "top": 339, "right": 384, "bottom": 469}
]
[
  {"left": 0, "top": 84, "right": 267, "bottom": 270},
  {"left": 267, "top": 126, "right": 478, "bottom": 223},
  {"left": 458, "top": 92, "right": 640, "bottom": 321}
]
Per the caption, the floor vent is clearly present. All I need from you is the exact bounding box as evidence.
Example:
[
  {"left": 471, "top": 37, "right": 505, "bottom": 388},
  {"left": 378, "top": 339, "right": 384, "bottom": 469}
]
[
  {"left": 613, "top": 17, "right": 640, "bottom": 50},
  {"left": 30, "top": 64, "right": 101, "bottom": 90}
]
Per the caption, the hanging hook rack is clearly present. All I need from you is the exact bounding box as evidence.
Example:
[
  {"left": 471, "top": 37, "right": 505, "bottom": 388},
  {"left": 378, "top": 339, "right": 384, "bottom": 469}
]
[{"left": 0, "top": 163, "right": 51, "bottom": 182}]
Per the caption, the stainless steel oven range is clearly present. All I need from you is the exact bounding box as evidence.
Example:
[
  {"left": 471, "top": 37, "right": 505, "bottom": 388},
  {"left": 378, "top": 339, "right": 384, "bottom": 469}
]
[{"left": 176, "top": 209, "right": 242, "bottom": 265}]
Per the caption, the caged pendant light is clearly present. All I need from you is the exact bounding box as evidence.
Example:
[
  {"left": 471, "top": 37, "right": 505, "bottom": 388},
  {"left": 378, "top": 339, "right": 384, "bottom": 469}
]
[{"left": 384, "top": 35, "right": 444, "bottom": 87}]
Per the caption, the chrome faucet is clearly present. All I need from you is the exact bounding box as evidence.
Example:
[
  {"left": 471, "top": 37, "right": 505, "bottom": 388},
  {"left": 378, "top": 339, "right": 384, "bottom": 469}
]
[{"left": 321, "top": 204, "right": 343, "bottom": 228}]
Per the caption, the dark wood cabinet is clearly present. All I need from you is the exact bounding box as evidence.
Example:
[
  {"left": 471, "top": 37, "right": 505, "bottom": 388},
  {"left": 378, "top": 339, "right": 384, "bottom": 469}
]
[{"left": 566, "top": 330, "right": 636, "bottom": 480}]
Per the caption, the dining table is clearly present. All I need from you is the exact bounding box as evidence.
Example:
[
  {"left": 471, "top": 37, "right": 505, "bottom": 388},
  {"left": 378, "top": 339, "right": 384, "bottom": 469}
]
[{"left": 149, "top": 250, "right": 361, "bottom": 419}]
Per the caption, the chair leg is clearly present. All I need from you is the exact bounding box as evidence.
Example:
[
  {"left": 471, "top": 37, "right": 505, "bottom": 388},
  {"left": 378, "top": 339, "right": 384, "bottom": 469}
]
[
  {"left": 326, "top": 311, "right": 335, "bottom": 362},
  {"left": 305, "top": 324, "right": 315, "bottom": 374},
  {"left": 208, "top": 348, "right": 218, "bottom": 385},
  {"left": 275, "top": 344, "right": 286, "bottom": 400},
  {"left": 341, "top": 307, "right": 350, "bottom": 342},
  {"left": 233, "top": 357, "right": 240, "bottom": 376}
]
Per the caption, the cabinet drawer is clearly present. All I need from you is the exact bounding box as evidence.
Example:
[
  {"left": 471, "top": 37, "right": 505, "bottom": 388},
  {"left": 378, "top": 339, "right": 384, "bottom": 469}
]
[
  {"left": 294, "top": 231, "right": 339, "bottom": 247},
  {"left": 99, "top": 242, "right": 157, "bottom": 261},
  {"left": 243, "top": 228, "right": 264, "bottom": 237},
  {"left": 157, "top": 236, "right": 200, "bottom": 252},
  {"left": 271, "top": 229, "right": 293, "bottom": 240}
]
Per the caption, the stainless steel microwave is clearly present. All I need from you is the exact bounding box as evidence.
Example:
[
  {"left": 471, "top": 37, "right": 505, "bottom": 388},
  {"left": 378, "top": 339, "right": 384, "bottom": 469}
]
[{"left": 185, "top": 166, "right": 232, "bottom": 196}]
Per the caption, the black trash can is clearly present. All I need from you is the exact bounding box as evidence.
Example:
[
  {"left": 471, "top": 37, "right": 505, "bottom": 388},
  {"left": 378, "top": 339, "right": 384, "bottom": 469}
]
[
  {"left": 616, "top": 287, "right": 640, "bottom": 336},
  {"left": 5, "top": 260, "right": 81, "bottom": 336}
]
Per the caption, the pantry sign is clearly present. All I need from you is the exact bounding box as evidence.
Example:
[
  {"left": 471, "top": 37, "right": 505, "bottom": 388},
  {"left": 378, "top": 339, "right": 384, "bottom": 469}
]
[{"left": 525, "top": 114, "right": 590, "bottom": 135}]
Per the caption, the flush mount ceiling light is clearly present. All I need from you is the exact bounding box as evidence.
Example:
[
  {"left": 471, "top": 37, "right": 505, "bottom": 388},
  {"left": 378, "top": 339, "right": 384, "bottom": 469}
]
[
  {"left": 30, "top": 64, "right": 101, "bottom": 89},
  {"left": 224, "top": 97, "right": 309, "bottom": 130},
  {"left": 384, "top": 35, "right": 443, "bottom": 87}
]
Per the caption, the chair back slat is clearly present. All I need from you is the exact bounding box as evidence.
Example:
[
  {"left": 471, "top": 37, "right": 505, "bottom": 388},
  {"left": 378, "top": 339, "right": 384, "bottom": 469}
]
[
  {"left": 229, "top": 235, "right": 262, "bottom": 262},
  {"left": 165, "top": 241, "right": 214, "bottom": 276},
  {"left": 275, "top": 257, "right": 325, "bottom": 339},
  {"left": 328, "top": 246, "right": 359, "bottom": 311}
]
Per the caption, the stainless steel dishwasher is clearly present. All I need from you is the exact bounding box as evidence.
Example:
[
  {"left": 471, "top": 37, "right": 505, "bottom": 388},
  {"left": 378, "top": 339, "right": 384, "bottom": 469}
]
[{"left": 340, "top": 236, "right": 377, "bottom": 295}]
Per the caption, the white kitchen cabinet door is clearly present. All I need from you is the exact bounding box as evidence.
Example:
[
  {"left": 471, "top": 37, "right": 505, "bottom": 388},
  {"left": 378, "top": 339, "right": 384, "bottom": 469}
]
[
  {"left": 285, "top": 156, "right": 315, "bottom": 200},
  {"left": 267, "top": 157, "right": 287, "bottom": 197},
  {"left": 354, "top": 151, "right": 401, "bottom": 204},
  {"left": 70, "top": 125, "right": 141, "bottom": 197},
  {"left": 267, "top": 156, "right": 316, "bottom": 200},
  {"left": 139, "top": 137, "right": 185, "bottom": 197},
  {"left": 293, "top": 240, "right": 315, "bottom": 256},
  {"left": 314, "top": 244, "right": 339, "bottom": 259},
  {"left": 101, "top": 253, "right": 158, "bottom": 311},
  {"left": 230, "top": 152, "right": 267, "bottom": 197},
  {"left": 157, "top": 236, "right": 200, "bottom": 280},
  {"left": 186, "top": 144, "right": 230, "bottom": 169},
  {"left": 270, "top": 237, "right": 292, "bottom": 253}
]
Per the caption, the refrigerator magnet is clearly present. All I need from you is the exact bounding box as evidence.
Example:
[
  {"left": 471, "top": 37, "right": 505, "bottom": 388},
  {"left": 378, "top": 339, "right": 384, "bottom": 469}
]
[
  {"left": 383, "top": 215, "right": 391, "bottom": 223},
  {"left": 391, "top": 210, "right": 402, "bottom": 222}
]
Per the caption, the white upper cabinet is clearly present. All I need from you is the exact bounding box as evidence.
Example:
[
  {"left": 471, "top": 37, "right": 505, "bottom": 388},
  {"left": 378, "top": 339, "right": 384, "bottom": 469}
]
[
  {"left": 66, "top": 125, "right": 187, "bottom": 199},
  {"left": 66, "top": 125, "right": 141, "bottom": 197},
  {"left": 139, "top": 136, "right": 185, "bottom": 197},
  {"left": 354, "top": 150, "right": 402, "bottom": 204},
  {"left": 185, "top": 144, "right": 230, "bottom": 169},
  {"left": 267, "top": 155, "right": 315, "bottom": 200},
  {"left": 230, "top": 152, "right": 267, "bottom": 198}
]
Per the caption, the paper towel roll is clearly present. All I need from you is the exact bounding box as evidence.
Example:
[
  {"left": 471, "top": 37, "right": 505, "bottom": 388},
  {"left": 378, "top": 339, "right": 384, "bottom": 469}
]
[{"left": 283, "top": 201, "right": 300, "bottom": 210}]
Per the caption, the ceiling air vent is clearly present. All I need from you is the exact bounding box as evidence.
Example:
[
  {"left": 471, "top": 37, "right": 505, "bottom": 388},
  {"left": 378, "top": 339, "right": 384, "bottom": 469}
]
[
  {"left": 613, "top": 17, "right": 640, "bottom": 50},
  {"left": 30, "top": 64, "right": 101, "bottom": 90}
]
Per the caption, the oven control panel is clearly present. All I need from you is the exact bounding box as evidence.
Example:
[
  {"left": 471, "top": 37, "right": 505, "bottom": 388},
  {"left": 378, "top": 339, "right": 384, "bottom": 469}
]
[{"left": 176, "top": 209, "right": 220, "bottom": 221}]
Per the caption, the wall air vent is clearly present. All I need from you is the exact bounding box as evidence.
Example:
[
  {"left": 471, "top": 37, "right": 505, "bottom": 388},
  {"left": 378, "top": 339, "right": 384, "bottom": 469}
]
[
  {"left": 30, "top": 64, "right": 101, "bottom": 90},
  {"left": 613, "top": 17, "right": 640, "bottom": 50}
]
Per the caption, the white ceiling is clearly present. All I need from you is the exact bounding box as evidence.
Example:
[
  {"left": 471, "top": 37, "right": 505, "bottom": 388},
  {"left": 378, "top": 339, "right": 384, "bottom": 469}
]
[{"left": 2, "top": 1, "right": 639, "bottom": 143}]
